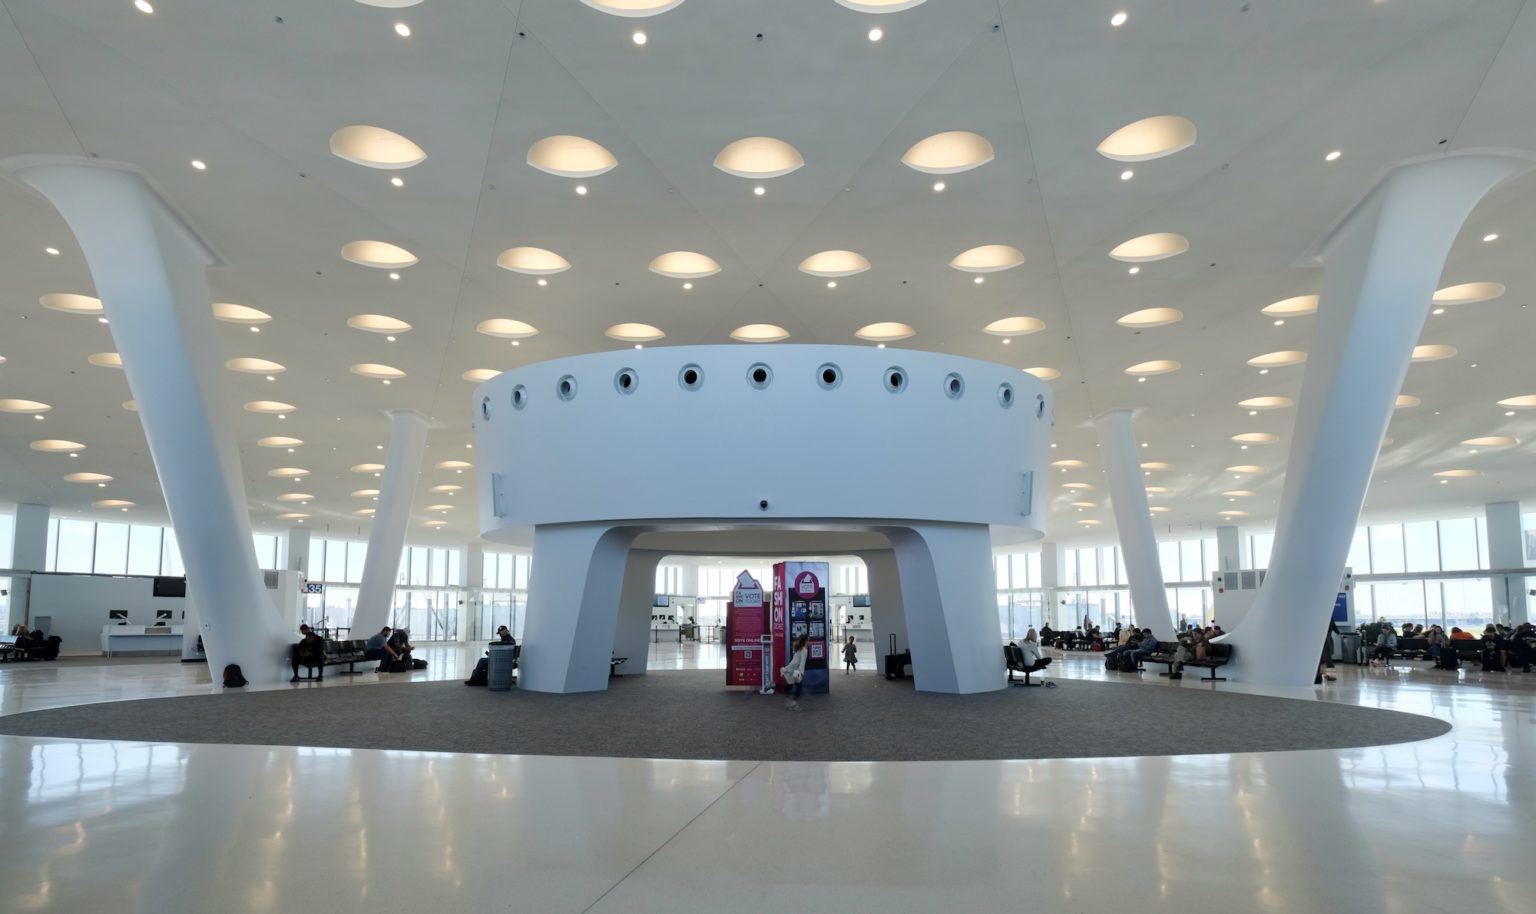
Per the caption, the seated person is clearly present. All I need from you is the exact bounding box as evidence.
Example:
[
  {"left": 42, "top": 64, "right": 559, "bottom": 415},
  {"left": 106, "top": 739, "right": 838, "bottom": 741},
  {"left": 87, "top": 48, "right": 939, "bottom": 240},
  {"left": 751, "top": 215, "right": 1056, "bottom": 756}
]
[
  {"left": 364, "top": 626, "right": 399, "bottom": 672},
  {"left": 1017, "top": 628, "right": 1052, "bottom": 671},
  {"left": 1424, "top": 625, "right": 1447, "bottom": 664},
  {"left": 1372, "top": 624, "right": 1398, "bottom": 664},
  {"left": 1511, "top": 623, "right": 1535, "bottom": 673},
  {"left": 1449, "top": 626, "right": 1474, "bottom": 640},
  {"left": 1170, "top": 629, "right": 1208, "bottom": 680},
  {"left": 495, "top": 625, "right": 515, "bottom": 644},
  {"left": 1124, "top": 629, "right": 1160, "bottom": 666},
  {"left": 387, "top": 628, "right": 416, "bottom": 666},
  {"left": 289, "top": 624, "right": 326, "bottom": 682},
  {"left": 1039, "top": 624, "right": 1055, "bottom": 647}
]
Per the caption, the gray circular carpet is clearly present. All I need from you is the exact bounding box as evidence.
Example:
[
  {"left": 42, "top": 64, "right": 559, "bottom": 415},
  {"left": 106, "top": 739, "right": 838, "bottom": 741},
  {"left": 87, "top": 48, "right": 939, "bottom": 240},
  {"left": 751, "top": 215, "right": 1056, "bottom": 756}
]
[{"left": 0, "top": 670, "right": 1449, "bottom": 761}]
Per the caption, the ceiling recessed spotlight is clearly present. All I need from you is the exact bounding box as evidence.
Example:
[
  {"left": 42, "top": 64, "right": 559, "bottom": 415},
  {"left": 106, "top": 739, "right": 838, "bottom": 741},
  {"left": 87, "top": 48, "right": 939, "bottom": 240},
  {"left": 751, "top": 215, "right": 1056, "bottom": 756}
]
[
  {"left": 634, "top": 344, "right": 643, "bottom": 350},
  {"left": 1324, "top": 150, "right": 1342, "bottom": 162},
  {"left": 868, "top": 27, "right": 883, "bottom": 41},
  {"left": 134, "top": 0, "right": 154, "bottom": 13},
  {"left": 97, "top": 317, "right": 108, "bottom": 325},
  {"left": 1127, "top": 266, "right": 1140, "bottom": 275},
  {"left": 1120, "top": 169, "right": 1134, "bottom": 181},
  {"left": 394, "top": 22, "right": 411, "bottom": 37},
  {"left": 1258, "top": 368, "right": 1269, "bottom": 375},
  {"left": 390, "top": 176, "right": 404, "bottom": 188},
  {"left": 511, "top": 340, "right": 520, "bottom": 347},
  {"left": 249, "top": 326, "right": 261, "bottom": 333},
  {"left": 632, "top": 31, "right": 647, "bottom": 45},
  {"left": 877, "top": 343, "right": 886, "bottom": 349},
  {"left": 1110, "top": 11, "right": 1128, "bottom": 26},
  {"left": 386, "top": 336, "right": 396, "bottom": 343},
  {"left": 826, "top": 281, "right": 837, "bottom": 289},
  {"left": 1482, "top": 232, "right": 1499, "bottom": 242},
  {"left": 753, "top": 185, "right": 766, "bottom": 196},
  {"left": 1137, "top": 376, "right": 1146, "bottom": 383},
  {"left": 932, "top": 181, "right": 945, "bottom": 192},
  {"left": 972, "top": 276, "right": 984, "bottom": 284},
  {"left": 682, "top": 282, "right": 693, "bottom": 290},
  {"left": 1273, "top": 319, "right": 1284, "bottom": 326},
  {"left": 44, "top": 246, "right": 60, "bottom": 256},
  {"left": 388, "top": 272, "right": 400, "bottom": 281},
  {"left": 575, "top": 184, "right": 588, "bottom": 195},
  {"left": 1002, "top": 338, "right": 1011, "bottom": 345},
  {"left": 190, "top": 159, "right": 207, "bottom": 171},
  {"left": 1431, "top": 307, "right": 1446, "bottom": 315},
  {"left": 537, "top": 278, "right": 548, "bottom": 287}
]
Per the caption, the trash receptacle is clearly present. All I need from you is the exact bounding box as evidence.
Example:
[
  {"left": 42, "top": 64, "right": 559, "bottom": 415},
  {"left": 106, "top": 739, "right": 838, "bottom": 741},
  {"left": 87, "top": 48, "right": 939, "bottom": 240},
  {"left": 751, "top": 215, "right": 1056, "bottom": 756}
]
[
  {"left": 1339, "top": 632, "right": 1361, "bottom": 665},
  {"left": 487, "top": 644, "right": 517, "bottom": 691}
]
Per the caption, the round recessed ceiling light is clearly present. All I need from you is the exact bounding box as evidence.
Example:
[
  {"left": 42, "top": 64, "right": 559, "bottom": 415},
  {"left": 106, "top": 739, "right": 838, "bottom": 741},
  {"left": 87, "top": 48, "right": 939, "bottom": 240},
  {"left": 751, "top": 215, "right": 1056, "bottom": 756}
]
[
  {"left": 982, "top": 316, "right": 1046, "bottom": 337},
  {"left": 868, "top": 27, "right": 884, "bottom": 41},
  {"left": 30, "top": 439, "right": 84, "bottom": 453},
  {"left": 268, "top": 467, "right": 310, "bottom": 478},
  {"left": 1231, "top": 432, "right": 1280, "bottom": 444},
  {"left": 1109, "top": 232, "right": 1189, "bottom": 262},
  {"left": 579, "top": 0, "right": 686, "bottom": 16},
  {"left": 276, "top": 493, "right": 314, "bottom": 503},
  {"left": 855, "top": 322, "right": 916, "bottom": 343},
  {"left": 461, "top": 369, "right": 502, "bottom": 383},
  {"left": 714, "top": 137, "right": 805, "bottom": 179},
  {"left": 244, "top": 400, "right": 297, "bottom": 414},
  {"left": 575, "top": 184, "right": 588, "bottom": 196},
  {"left": 341, "top": 240, "right": 418, "bottom": 269},
  {"left": 632, "top": 31, "right": 648, "bottom": 45},
  {"left": 328, "top": 125, "right": 427, "bottom": 170},
  {"left": 1394, "top": 394, "right": 1421, "bottom": 408},
  {"left": 1411, "top": 344, "right": 1456, "bottom": 362},
  {"left": 347, "top": 314, "right": 413, "bottom": 334},
  {"left": 1432, "top": 281, "right": 1504, "bottom": 305},
  {"left": 212, "top": 302, "right": 272, "bottom": 325},
  {"left": 753, "top": 185, "right": 766, "bottom": 196},
  {"left": 1482, "top": 232, "right": 1499, "bottom": 242},
  {"left": 476, "top": 319, "right": 540, "bottom": 339},
  {"left": 1247, "top": 350, "right": 1307, "bottom": 368},
  {"left": 226, "top": 358, "right": 286, "bottom": 375},
  {"left": 0, "top": 398, "right": 51, "bottom": 414},
  {"left": 1096, "top": 115, "right": 1197, "bottom": 162},
  {"left": 1110, "top": 11, "right": 1128, "bottom": 27},
  {"left": 1116, "top": 307, "right": 1183, "bottom": 328},
  {"left": 949, "top": 244, "right": 1025, "bottom": 273},
  {"left": 390, "top": 176, "right": 404, "bottom": 188},
  {"left": 87, "top": 352, "right": 123, "bottom": 369},
  {"left": 64, "top": 472, "right": 113, "bottom": 484},
  {"left": 1237, "top": 396, "right": 1293, "bottom": 410},
  {"left": 1023, "top": 366, "right": 1060, "bottom": 381},
  {"left": 648, "top": 251, "right": 722, "bottom": 279},
  {"left": 40, "top": 292, "right": 104, "bottom": 315},
  {"left": 1325, "top": 150, "right": 1342, "bottom": 162},
  {"left": 394, "top": 22, "right": 411, "bottom": 37},
  {"left": 190, "top": 159, "right": 207, "bottom": 171},
  {"left": 605, "top": 322, "right": 666, "bottom": 343},
  {"left": 134, "top": 0, "right": 154, "bottom": 13},
  {"left": 1461, "top": 436, "right": 1518, "bottom": 447},
  {"left": 350, "top": 363, "right": 406, "bottom": 380},
  {"left": 798, "top": 250, "right": 871, "bottom": 277},
  {"left": 1051, "top": 459, "right": 1088, "bottom": 468},
  {"left": 901, "top": 131, "right": 994, "bottom": 174},
  {"left": 496, "top": 246, "right": 570, "bottom": 275},
  {"left": 730, "top": 324, "right": 791, "bottom": 343},
  {"left": 1124, "top": 360, "right": 1181, "bottom": 376},
  {"left": 1261, "top": 295, "right": 1319, "bottom": 316},
  {"left": 1433, "top": 469, "right": 1480, "bottom": 479}
]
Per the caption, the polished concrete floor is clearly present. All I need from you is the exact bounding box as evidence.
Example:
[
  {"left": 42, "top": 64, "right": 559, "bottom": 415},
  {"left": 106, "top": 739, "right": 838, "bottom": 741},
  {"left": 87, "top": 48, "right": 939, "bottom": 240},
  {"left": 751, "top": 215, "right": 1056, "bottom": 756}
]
[{"left": 0, "top": 644, "right": 1532, "bottom": 913}]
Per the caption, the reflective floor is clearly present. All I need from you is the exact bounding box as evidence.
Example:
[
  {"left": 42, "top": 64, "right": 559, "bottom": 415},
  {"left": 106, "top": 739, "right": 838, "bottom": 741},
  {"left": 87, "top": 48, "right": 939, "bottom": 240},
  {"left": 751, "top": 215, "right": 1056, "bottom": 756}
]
[{"left": 1, "top": 646, "right": 1532, "bottom": 913}]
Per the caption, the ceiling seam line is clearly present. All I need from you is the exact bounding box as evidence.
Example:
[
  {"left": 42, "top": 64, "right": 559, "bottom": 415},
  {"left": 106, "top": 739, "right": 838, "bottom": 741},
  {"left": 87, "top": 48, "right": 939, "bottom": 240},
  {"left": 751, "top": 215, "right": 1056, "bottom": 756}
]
[
  {"left": 1446, "top": 0, "right": 1530, "bottom": 146},
  {"left": 0, "top": 0, "right": 90, "bottom": 156}
]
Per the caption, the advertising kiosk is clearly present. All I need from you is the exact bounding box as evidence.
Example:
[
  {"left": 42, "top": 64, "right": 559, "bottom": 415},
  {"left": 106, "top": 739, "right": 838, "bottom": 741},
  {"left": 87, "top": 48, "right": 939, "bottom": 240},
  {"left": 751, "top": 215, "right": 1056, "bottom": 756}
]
[
  {"left": 725, "top": 571, "right": 771, "bottom": 692},
  {"left": 772, "top": 561, "right": 830, "bottom": 695}
]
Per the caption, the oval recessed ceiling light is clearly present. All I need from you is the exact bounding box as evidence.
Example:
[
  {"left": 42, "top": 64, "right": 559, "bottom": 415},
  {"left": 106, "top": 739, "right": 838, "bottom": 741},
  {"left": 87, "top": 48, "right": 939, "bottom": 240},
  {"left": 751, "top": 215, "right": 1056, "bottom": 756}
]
[
  {"left": 341, "top": 240, "right": 418, "bottom": 269},
  {"left": 462, "top": 369, "right": 502, "bottom": 383},
  {"left": 606, "top": 322, "right": 666, "bottom": 343},
  {"left": 40, "top": 293, "right": 104, "bottom": 315},
  {"left": 352, "top": 489, "right": 380, "bottom": 498},
  {"left": 730, "top": 324, "right": 791, "bottom": 343},
  {"left": 1144, "top": 486, "right": 1170, "bottom": 494},
  {"left": 354, "top": 1, "right": 425, "bottom": 7},
  {"left": 1237, "top": 396, "right": 1293, "bottom": 410},
  {"left": 1461, "top": 436, "right": 1518, "bottom": 447},
  {"left": 350, "top": 363, "right": 406, "bottom": 380},
  {"left": 0, "top": 398, "right": 51, "bottom": 414},
  {"left": 648, "top": 251, "right": 722, "bottom": 279},
  {"left": 1079, "top": 519, "right": 1104, "bottom": 526},
  {"left": 226, "top": 358, "right": 286, "bottom": 375},
  {"left": 1024, "top": 366, "right": 1060, "bottom": 381},
  {"left": 527, "top": 135, "right": 618, "bottom": 178},
  {"left": 1411, "top": 344, "right": 1456, "bottom": 362},
  {"left": 949, "top": 244, "right": 1025, "bottom": 273},
  {"left": 1096, "top": 115, "right": 1198, "bottom": 162},
  {"left": 1140, "top": 461, "right": 1174, "bottom": 471},
  {"left": 1261, "top": 295, "right": 1319, "bottom": 317},
  {"left": 982, "top": 316, "right": 1046, "bottom": 337},
  {"left": 713, "top": 137, "right": 804, "bottom": 179},
  {"left": 901, "top": 131, "right": 994, "bottom": 174},
  {"left": 423, "top": 520, "right": 449, "bottom": 528},
  {"left": 1116, "top": 307, "right": 1184, "bottom": 329},
  {"left": 436, "top": 460, "right": 472, "bottom": 470},
  {"left": 88, "top": 352, "right": 123, "bottom": 369},
  {"left": 1124, "top": 360, "right": 1180, "bottom": 376},
  {"left": 1221, "top": 490, "right": 1256, "bottom": 498},
  {"left": 65, "top": 472, "right": 113, "bottom": 484},
  {"left": 496, "top": 246, "right": 570, "bottom": 275},
  {"left": 1070, "top": 501, "right": 1097, "bottom": 508},
  {"left": 1109, "top": 232, "right": 1188, "bottom": 262},
  {"left": 835, "top": 0, "right": 927, "bottom": 12},
  {"left": 1226, "top": 465, "right": 1264, "bottom": 474},
  {"left": 1247, "top": 350, "right": 1307, "bottom": 368},
  {"left": 1062, "top": 482, "right": 1094, "bottom": 491},
  {"left": 1051, "top": 459, "right": 1088, "bottom": 468},
  {"left": 122, "top": 400, "right": 137, "bottom": 411},
  {"left": 430, "top": 484, "right": 463, "bottom": 493},
  {"left": 855, "top": 322, "right": 916, "bottom": 343},
  {"left": 244, "top": 400, "right": 297, "bottom": 414},
  {"left": 354, "top": 508, "right": 377, "bottom": 517},
  {"left": 93, "top": 499, "right": 135, "bottom": 509},
  {"left": 1394, "top": 394, "right": 1421, "bottom": 408},
  {"left": 1433, "top": 469, "right": 1480, "bottom": 479},
  {"left": 580, "top": 0, "right": 686, "bottom": 16},
  {"left": 276, "top": 493, "right": 313, "bottom": 503},
  {"left": 1496, "top": 395, "right": 1536, "bottom": 409},
  {"left": 350, "top": 463, "right": 385, "bottom": 474},
  {"left": 278, "top": 513, "right": 310, "bottom": 521},
  {"left": 1432, "top": 282, "right": 1504, "bottom": 305},
  {"left": 1231, "top": 432, "right": 1279, "bottom": 444},
  {"left": 258, "top": 437, "right": 305, "bottom": 449},
  {"left": 425, "top": 504, "right": 455, "bottom": 512},
  {"left": 798, "top": 250, "right": 870, "bottom": 277},
  {"left": 328, "top": 125, "right": 427, "bottom": 169},
  {"left": 1218, "top": 510, "right": 1249, "bottom": 517},
  {"left": 1149, "top": 506, "right": 1172, "bottom": 514},
  {"left": 212, "top": 302, "right": 272, "bottom": 325},
  {"left": 268, "top": 467, "right": 310, "bottom": 478},
  {"left": 347, "top": 314, "right": 413, "bottom": 334},
  {"left": 30, "top": 439, "right": 85, "bottom": 453},
  {"left": 476, "top": 319, "right": 540, "bottom": 339}
]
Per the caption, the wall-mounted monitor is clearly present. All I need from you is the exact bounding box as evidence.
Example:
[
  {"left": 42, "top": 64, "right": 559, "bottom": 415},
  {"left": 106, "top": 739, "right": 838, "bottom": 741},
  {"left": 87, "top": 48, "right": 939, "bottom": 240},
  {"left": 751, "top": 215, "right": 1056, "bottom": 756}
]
[
  {"left": 154, "top": 609, "right": 174, "bottom": 622},
  {"left": 108, "top": 609, "right": 129, "bottom": 625},
  {"left": 653, "top": 594, "right": 669, "bottom": 607},
  {"left": 153, "top": 576, "right": 187, "bottom": 598},
  {"left": 852, "top": 594, "right": 871, "bottom": 608}
]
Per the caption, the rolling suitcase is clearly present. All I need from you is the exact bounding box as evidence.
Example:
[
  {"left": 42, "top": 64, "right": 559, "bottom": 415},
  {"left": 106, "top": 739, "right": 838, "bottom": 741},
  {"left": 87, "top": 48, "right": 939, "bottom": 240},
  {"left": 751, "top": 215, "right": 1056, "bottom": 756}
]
[{"left": 884, "top": 634, "right": 905, "bottom": 680}]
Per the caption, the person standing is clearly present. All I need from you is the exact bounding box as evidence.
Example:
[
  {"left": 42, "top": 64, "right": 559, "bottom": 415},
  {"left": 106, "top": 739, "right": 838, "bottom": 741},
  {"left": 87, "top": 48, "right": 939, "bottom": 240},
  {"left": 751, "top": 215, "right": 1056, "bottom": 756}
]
[
  {"left": 841, "top": 635, "right": 858, "bottom": 674},
  {"left": 781, "top": 634, "right": 809, "bottom": 711}
]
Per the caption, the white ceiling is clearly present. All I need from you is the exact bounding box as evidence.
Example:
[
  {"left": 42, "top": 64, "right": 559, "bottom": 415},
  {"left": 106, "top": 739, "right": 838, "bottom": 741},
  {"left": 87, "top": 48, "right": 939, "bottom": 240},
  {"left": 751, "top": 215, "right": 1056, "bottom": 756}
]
[{"left": 2, "top": 0, "right": 1535, "bottom": 548}]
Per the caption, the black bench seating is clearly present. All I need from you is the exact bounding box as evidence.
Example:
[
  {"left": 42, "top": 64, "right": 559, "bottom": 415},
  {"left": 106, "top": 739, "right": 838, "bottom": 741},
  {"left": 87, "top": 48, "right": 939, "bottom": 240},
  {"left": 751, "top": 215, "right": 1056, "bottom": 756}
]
[
  {"left": 1142, "top": 642, "right": 1233, "bottom": 681},
  {"left": 610, "top": 656, "right": 627, "bottom": 677},
  {"left": 292, "top": 639, "right": 371, "bottom": 679},
  {"left": 1003, "top": 643, "right": 1050, "bottom": 687}
]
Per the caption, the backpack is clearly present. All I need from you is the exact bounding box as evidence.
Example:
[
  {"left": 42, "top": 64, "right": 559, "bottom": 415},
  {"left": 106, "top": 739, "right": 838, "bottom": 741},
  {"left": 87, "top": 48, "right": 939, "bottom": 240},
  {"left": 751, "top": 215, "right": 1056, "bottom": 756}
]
[
  {"left": 1104, "top": 654, "right": 1119, "bottom": 672},
  {"left": 222, "top": 664, "right": 248, "bottom": 688},
  {"left": 1118, "top": 652, "right": 1140, "bottom": 673}
]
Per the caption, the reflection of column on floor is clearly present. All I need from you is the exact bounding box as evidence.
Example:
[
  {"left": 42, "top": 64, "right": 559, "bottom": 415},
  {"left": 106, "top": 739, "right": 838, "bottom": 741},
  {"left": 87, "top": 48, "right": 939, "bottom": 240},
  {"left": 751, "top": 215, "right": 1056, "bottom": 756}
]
[
  {"left": 882, "top": 523, "right": 1004, "bottom": 694},
  {"left": 1225, "top": 152, "right": 1533, "bottom": 687},
  {"left": 1094, "top": 408, "right": 1177, "bottom": 639},
  {"left": 351, "top": 410, "right": 429, "bottom": 634},
  {"left": 613, "top": 550, "right": 664, "bottom": 676},
  {"left": 522, "top": 524, "right": 638, "bottom": 693},
  {"left": 4, "top": 158, "right": 290, "bottom": 681}
]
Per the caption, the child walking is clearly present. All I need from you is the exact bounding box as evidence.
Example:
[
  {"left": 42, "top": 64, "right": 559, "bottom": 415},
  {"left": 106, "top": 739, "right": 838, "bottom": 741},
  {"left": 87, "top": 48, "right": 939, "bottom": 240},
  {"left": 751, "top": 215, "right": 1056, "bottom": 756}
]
[{"left": 842, "top": 635, "right": 858, "bottom": 674}]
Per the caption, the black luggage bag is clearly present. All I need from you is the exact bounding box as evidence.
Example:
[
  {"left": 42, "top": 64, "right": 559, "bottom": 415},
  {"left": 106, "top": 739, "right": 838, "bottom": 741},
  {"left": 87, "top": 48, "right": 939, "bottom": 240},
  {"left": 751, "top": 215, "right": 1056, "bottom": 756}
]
[{"left": 884, "top": 634, "right": 910, "bottom": 679}]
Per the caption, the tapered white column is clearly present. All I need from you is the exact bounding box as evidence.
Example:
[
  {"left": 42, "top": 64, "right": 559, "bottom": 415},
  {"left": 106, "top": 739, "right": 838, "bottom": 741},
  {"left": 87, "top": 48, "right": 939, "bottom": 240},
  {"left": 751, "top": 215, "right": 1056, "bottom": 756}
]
[
  {"left": 350, "top": 409, "right": 429, "bottom": 633},
  {"left": 3, "top": 157, "right": 289, "bottom": 681},
  {"left": 1093, "top": 409, "right": 1176, "bottom": 639},
  {"left": 612, "top": 549, "right": 664, "bottom": 675},
  {"left": 521, "top": 523, "right": 639, "bottom": 693},
  {"left": 1216, "top": 525, "right": 1243, "bottom": 573},
  {"left": 861, "top": 549, "right": 909, "bottom": 660},
  {"left": 1226, "top": 151, "right": 1533, "bottom": 686},
  {"left": 7, "top": 504, "right": 49, "bottom": 631},
  {"left": 881, "top": 523, "right": 1004, "bottom": 693},
  {"left": 285, "top": 526, "right": 311, "bottom": 576},
  {"left": 1485, "top": 501, "right": 1529, "bottom": 625}
]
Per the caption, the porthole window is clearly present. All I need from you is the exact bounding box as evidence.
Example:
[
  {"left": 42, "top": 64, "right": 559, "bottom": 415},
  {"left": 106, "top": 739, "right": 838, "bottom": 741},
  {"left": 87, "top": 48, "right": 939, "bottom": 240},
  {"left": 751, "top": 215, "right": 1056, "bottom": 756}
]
[
  {"left": 511, "top": 385, "right": 527, "bottom": 410},
  {"left": 997, "top": 383, "right": 1015, "bottom": 408},
  {"left": 614, "top": 367, "right": 639, "bottom": 395},
  {"left": 556, "top": 375, "right": 578, "bottom": 402},
  {"left": 1035, "top": 393, "right": 1046, "bottom": 418},
  {"left": 747, "top": 362, "right": 773, "bottom": 389},
  {"left": 481, "top": 396, "right": 492, "bottom": 421},
  {"left": 943, "top": 372, "right": 965, "bottom": 400},
  {"left": 678, "top": 363, "right": 704, "bottom": 391},
  {"left": 816, "top": 363, "right": 842, "bottom": 390},
  {"left": 883, "top": 366, "right": 908, "bottom": 393}
]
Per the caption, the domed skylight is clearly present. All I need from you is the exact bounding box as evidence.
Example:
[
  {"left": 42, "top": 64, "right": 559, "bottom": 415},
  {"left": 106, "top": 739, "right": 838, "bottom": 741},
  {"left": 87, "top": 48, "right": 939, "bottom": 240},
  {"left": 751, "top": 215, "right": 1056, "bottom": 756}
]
[
  {"left": 649, "top": 251, "right": 721, "bottom": 279},
  {"left": 88, "top": 352, "right": 123, "bottom": 369},
  {"left": 341, "top": 240, "right": 418, "bottom": 269},
  {"left": 1411, "top": 344, "right": 1456, "bottom": 362},
  {"left": 348, "top": 314, "right": 413, "bottom": 334},
  {"left": 714, "top": 137, "right": 804, "bottom": 179},
  {"left": 527, "top": 135, "right": 617, "bottom": 178},
  {"left": 1024, "top": 367, "right": 1060, "bottom": 381},
  {"left": 268, "top": 467, "right": 310, "bottom": 478},
  {"left": 950, "top": 245, "right": 1024, "bottom": 273},
  {"left": 30, "top": 439, "right": 85, "bottom": 453},
  {"left": 731, "top": 324, "right": 790, "bottom": 342},
  {"left": 244, "top": 401, "right": 297, "bottom": 414},
  {"left": 901, "top": 131, "right": 993, "bottom": 174},
  {"left": 1261, "top": 295, "right": 1318, "bottom": 316},
  {"left": 329, "top": 125, "right": 427, "bottom": 169},
  {"left": 1237, "top": 396, "right": 1293, "bottom": 410},
  {"left": 226, "top": 358, "right": 286, "bottom": 375},
  {"left": 580, "top": 0, "right": 687, "bottom": 16},
  {"left": 1117, "top": 308, "right": 1183, "bottom": 328},
  {"left": 65, "top": 472, "right": 113, "bottom": 483},
  {"left": 1124, "top": 360, "right": 1181, "bottom": 376},
  {"left": 213, "top": 303, "right": 272, "bottom": 324},
  {"left": 1109, "top": 232, "right": 1188, "bottom": 262},
  {"left": 350, "top": 363, "right": 406, "bottom": 380},
  {"left": 1096, "top": 115, "right": 1197, "bottom": 162},
  {"left": 606, "top": 323, "right": 666, "bottom": 342},
  {"left": 40, "top": 293, "right": 103, "bottom": 315},
  {"left": 476, "top": 319, "right": 540, "bottom": 339},
  {"left": 497, "top": 247, "right": 570, "bottom": 274},
  {"left": 798, "top": 250, "right": 870, "bottom": 277},
  {"left": 1432, "top": 282, "right": 1504, "bottom": 305},
  {"left": 0, "top": 399, "right": 51, "bottom": 414},
  {"left": 258, "top": 437, "right": 305, "bottom": 448},
  {"left": 855, "top": 322, "right": 915, "bottom": 342},
  {"left": 1247, "top": 351, "right": 1307, "bottom": 368},
  {"left": 982, "top": 316, "right": 1045, "bottom": 337},
  {"left": 1231, "top": 432, "right": 1279, "bottom": 444},
  {"left": 462, "top": 369, "right": 501, "bottom": 383}
]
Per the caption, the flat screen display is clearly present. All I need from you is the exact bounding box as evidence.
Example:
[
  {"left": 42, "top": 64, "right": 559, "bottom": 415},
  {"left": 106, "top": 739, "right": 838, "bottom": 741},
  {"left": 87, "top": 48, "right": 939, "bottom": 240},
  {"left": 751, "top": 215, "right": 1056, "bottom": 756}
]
[{"left": 153, "top": 576, "right": 187, "bottom": 598}]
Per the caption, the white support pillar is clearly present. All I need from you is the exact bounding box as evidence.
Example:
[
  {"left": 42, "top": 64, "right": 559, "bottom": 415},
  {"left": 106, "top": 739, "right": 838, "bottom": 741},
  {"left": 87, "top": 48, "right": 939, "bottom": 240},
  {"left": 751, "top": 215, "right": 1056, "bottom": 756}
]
[
  {"left": 1216, "top": 525, "right": 1244, "bottom": 573},
  {"left": 4, "top": 157, "right": 290, "bottom": 681},
  {"left": 351, "top": 409, "right": 429, "bottom": 634},
  {"left": 1093, "top": 409, "right": 1177, "bottom": 640},
  {"left": 862, "top": 549, "right": 908, "bottom": 663},
  {"left": 1225, "top": 151, "right": 1533, "bottom": 686},
  {"left": 881, "top": 523, "right": 1004, "bottom": 694},
  {"left": 285, "top": 526, "right": 311, "bottom": 577},
  {"left": 613, "top": 549, "right": 664, "bottom": 676},
  {"left": 521, "top": 523, "right": 639, "bottom": 693},
  {"left": 1485, "top": 501, "right": 1528, "bottom": 625},
  {"left": 9, "top": 503, "right": 49, "bottom": 571},
  {"left": 463, "top": 541, "right": 485, "bottom": 639},
  {"left": 1038, "top": 542, "right": 1063, "bottom": 630}
]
